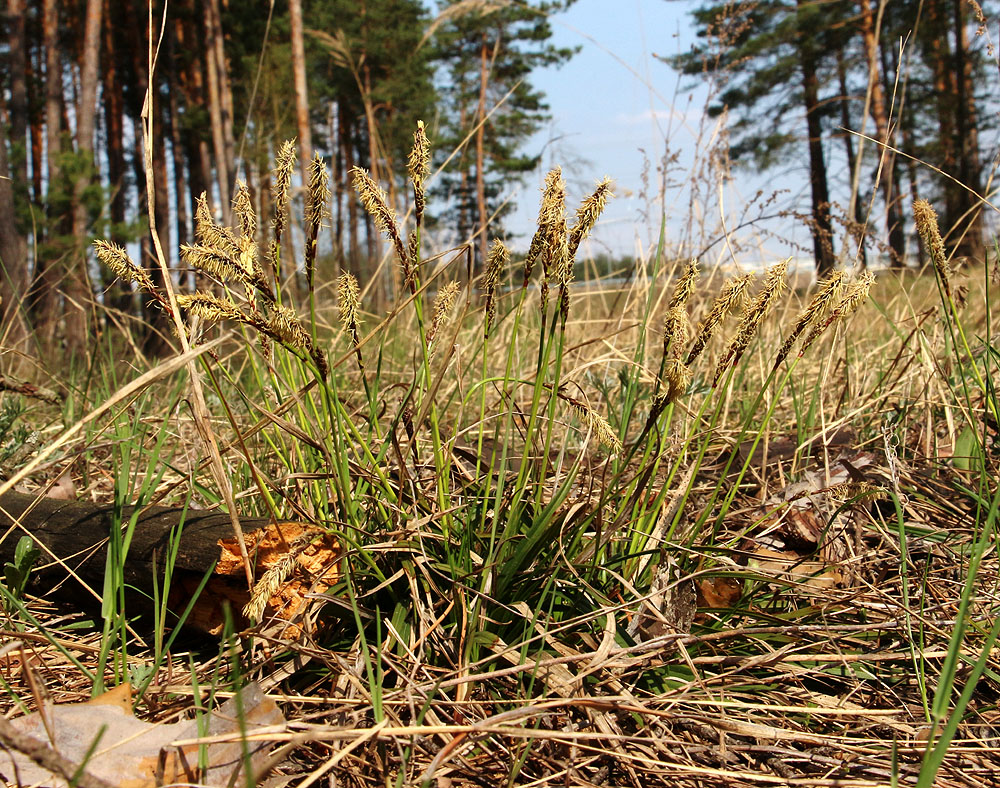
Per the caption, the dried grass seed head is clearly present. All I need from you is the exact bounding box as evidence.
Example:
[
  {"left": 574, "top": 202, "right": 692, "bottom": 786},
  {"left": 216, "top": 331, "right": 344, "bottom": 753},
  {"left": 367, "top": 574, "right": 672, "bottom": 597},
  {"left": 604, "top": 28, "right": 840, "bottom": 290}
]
[
  {"left": 662, "top": 304, "right": 689, "bottom": 358},
  {"left": 775, "top": 270, "right": 844, "bottom": 368},
  {"left": 685, "top": 272, "right": 753, "bottom": 366},
  {"left": 232, "top": 180, "right": 257, "bottom": 240},
  {"left": 664, "top": 357, "right": 693, "bottom": 404},
  {"left": 483, "top": 239, "right": 509, "bottom": 335},
  {"left": 195, "top": 193, "right": 241, "bottom": 259},
  {"left": 668, "top": 259, "right": 700, "bottom": 311},
  {"left": 913, "top": 198, "right": 953, "bottom": 299},
  {"left": 181, "top": 243, "right": 250, "bottom": 287},
  {"left": 564, "top": 395, "right": 623, "bottom": 455},
  {"left": 429, "top": 280, "right": 461, "bottom": 348},
  {"left": 94, "top": 240, "right": 156, "bottom": 293},
  {"left": 407, "top": 120, "right": 431, "bottom": 193},
  {"left": 177, "top": 292, "right": 245, "bottom": 323},
  {"left": 351, "top": 166, "right": 411, "bottom": 277},
  {"left": 799, "top": 271, "right": 875, "bottom": 357},
  {"left": 522, "top": 168, "right": 565, "bottom": 283},
  {"left": 568, "top": 176, "right": 614, "bottom": 258},
  {"left": 306, "top": 154, "right": 331, "bottom": 230},
  {"left": 713, "top": 259, "right": 788, "bottom": 385},
  {"left": 337, "top": 273, "right": 362, "bottom": 342},
  {"left": 266, "top": 304, "right": 312, "bottom": 351},
  {"left": 272, "top": 140, "right": 297, "bottom": 235}
]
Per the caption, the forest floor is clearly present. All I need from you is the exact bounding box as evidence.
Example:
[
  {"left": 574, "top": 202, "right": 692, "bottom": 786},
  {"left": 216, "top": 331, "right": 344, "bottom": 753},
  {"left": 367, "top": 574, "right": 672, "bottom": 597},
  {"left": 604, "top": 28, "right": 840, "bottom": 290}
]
[{"left": 0, "top": 257, "right": 998, "bottom": 787}]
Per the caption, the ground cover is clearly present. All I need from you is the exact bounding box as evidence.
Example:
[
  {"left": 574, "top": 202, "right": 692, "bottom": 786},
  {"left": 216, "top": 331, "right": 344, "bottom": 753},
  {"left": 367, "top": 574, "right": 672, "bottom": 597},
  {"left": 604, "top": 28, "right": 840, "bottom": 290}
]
[{"left": 0, "top": 139, "right": 997, "bottom": 787}]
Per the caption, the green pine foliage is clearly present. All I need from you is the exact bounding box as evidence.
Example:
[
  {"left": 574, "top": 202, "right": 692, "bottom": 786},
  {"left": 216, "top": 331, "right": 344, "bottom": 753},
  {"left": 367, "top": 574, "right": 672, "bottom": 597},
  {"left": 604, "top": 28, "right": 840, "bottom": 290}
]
[{"left": 429, "top": 0, "right": 578, "bottom": 247}]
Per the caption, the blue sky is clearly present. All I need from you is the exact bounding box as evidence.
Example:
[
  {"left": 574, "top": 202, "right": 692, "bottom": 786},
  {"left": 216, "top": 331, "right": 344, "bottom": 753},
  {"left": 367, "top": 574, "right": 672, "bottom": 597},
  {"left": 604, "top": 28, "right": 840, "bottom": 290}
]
[{"left": 493, "top": 0, "right": 814, "bottom": 263}]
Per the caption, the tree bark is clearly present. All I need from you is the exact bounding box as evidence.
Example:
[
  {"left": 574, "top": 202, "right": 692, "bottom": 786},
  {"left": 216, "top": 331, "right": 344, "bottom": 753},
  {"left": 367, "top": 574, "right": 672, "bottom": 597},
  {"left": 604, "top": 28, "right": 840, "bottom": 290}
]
[
  {"left": 100, "top": 0, "right": 132, "bottom": 316},
  {"left": 0, "top": 114, "right": 31, "bottom": 360},
  {"left": 858, "top": 0, "right": 904, "bottom": 266},
  {"left": 950, "top": 0, "right": 986, "bottom": 263},
  {"left": 0, "top": 0, "right": 31, "bottom": 358},
  {"left": 165, "top": 22, "right": 191, "bottom": 287},
  {"left": 203, "top": 0, "right": 231, "bottom": 225},
  {"left": 289, "top": 0, "right": 313, "bottom": 167},
  {"left": 835, "top": 45, "right": 867, "bottom": 269},
  {"left": 32, "top": 0, "right": 64, "bottom": 345},
  {"left": 4, "top": 0, "right": 30, "bottom": 337},
  {"left": 796, "top": 1, "right": 836, "bottom": 275},
  {"left": 474, "top": 34, "right": 490, "bottom": 272},
  {"left": 207, "top": 0, "right": 236, "bottom": 198},
  {"left": 65, "top": 0, "right": 103, "bottom": 358}
]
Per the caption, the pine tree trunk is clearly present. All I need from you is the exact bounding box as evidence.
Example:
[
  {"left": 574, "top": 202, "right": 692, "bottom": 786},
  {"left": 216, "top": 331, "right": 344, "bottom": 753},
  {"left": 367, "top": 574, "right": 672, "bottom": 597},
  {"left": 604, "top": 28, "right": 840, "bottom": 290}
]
[
  {"left": 835, "top": 46, "right": 867, "bottom": 269},
  {"left": 32, "top": 0, "right": 64, "bottom": 346},
  {"left": 7, "top": 0, "right": 28, "bottom": 190},
  {"left": 951, "top": 0, "right": 986, "bottom": 264},
  {"left": 796, "top": 4, "right": 836, "bottom": 275},
  {"left": 101, "top": 0, "right": 132, "bottom": 316},
  {"left": 143, "top": 102, "right": 174, "bottom": 357},
  {"left": 208, "top": 0, "right": 236, "bottom": 192},
  {"left": 1, "top": 0, "right": 30, "bottom": 359},
  {"left": 165, "top": 24, "right": 191, "bottom": 270},
  {"left": 65, "top": 0, "right": 103, "bottom": 358},
  {"left": 858, "top": 0, "right": 904, "bottom": 266},
  {"left": 289, "top": 0, "right": 313, "bottom": 167},
  {"left": 925, "top": 0, "right": 959, "bottom": 243},
  {"left": 474, "top": 35, "right": 490, "bottom": 272},
  {"left": 0, "top": 114, "right": 31, "bottom": 361},
  {"left": 203, "top": 0, "right": 231, "bottom": 225}
]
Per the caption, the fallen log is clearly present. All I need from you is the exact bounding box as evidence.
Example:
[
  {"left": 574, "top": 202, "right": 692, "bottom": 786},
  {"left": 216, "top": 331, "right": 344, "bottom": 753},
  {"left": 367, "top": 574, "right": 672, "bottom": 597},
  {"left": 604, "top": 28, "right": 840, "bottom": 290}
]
[{"left": 0, "top": 491, "right": 339, "bottom": 635}]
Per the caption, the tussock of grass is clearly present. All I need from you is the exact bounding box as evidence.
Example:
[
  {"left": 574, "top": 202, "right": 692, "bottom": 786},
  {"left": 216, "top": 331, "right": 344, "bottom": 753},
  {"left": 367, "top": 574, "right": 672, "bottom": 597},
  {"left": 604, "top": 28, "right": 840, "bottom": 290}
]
[{"left": 0, "top": 131, "right": 997, "bottom": 787}]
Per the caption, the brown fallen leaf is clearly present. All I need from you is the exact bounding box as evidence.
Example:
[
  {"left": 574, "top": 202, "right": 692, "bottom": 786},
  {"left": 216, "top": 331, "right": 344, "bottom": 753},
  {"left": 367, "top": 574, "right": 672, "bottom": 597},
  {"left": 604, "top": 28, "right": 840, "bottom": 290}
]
[
  {"left": 696, "top": 576, "right": 743, "bottom": 609},
  {"left": 0, "top": 681, "right": 285, "bottom": 788}
]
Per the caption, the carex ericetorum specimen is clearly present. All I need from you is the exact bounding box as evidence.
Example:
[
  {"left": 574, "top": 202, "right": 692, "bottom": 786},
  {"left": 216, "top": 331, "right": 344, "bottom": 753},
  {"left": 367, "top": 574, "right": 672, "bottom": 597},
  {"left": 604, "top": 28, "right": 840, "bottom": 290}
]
[{"left": 94, "top": 122, "right": 875, "bottom": 659}]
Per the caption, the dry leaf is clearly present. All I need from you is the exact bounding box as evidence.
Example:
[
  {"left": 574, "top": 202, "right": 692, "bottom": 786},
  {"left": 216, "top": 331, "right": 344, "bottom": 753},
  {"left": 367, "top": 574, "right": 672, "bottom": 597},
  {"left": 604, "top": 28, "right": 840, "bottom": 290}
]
[
  {"left": 0, "top": 682, "right": 284, "bottom": 787},
  {"left": 696, "top": 576, "right": 743, "bottom": 609}
]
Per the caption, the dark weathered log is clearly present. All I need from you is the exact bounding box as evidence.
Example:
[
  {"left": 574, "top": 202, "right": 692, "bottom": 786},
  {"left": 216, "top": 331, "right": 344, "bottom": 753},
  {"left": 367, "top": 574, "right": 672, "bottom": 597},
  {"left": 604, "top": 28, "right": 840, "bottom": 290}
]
[{"left": 0, "top": 492, "right": 338, "bottom": 635}]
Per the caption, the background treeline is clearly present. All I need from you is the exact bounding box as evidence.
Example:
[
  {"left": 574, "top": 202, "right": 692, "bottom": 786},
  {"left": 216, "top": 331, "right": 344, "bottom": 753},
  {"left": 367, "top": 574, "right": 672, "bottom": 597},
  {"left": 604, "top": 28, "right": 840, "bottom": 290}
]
[
  {"left": 676, "top": 0, "right": 996, "bottom": 275},
  {"left": 0, "top": 0, "right": 572, "bottom": 359},
  {"left": 0, "top": 0, "right": 996, "bottom": 362}
]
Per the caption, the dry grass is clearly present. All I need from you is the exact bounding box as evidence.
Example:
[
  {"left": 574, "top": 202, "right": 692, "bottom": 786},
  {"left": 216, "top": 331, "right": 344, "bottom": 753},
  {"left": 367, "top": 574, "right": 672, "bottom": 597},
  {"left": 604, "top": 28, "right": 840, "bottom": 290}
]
[
  {"left": 1, "top": 259, "right": 997, "bottom": 786},
  {"left": 0, "top": 132, "right": 997, "bottom": 787}
]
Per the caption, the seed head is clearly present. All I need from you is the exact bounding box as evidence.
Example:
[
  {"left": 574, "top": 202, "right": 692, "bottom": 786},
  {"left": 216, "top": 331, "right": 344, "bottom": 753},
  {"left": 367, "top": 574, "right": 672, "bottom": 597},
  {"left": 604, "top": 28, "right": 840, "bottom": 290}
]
[
  {"left": 483, "top": 239, "right": 509, "bottom": 337},
  {"left": 799, "top": 272, "right": 875, "bottom": 357},
  {"left": 668, "top": 259, "right": 700, "bottom": 311},
  {"left": 181, "top": 243, "right": 250, "bottom": 287},
  {"left": 568, "top": 177, "right": 614, "bottom": 259},
  {"left": 306, "top": 155, "right": 330, "bottom": 229},
  {"left": 266, "top": 304, "right": 312, "bottom": 351},
  {"left": 913, "top": 199, "right": 953, "bottom": 303},
  {"left": 523, "top": 168, "right": 566, "bottom": 286},
  {"left": 351, "top": 166, "right": 412, "bottom": 288},
  {"left": 337, "top": 272, "right": 364, "bottom": 373},
  {"left": 561, "top": 391, "right": 623, "bottom": 456},
  {"left": 232, "top": 180, "right": 257, "bottom": 240},
  {"left": 428, "top": 281, "right": 461, "bottom": 350},
  {"left": 272, "top": 140, "right": 297, "bottom": 239},
  {"left": 94, "top": 240, "right": 156, "bottom": 294},
  {"left": 337, "top": 273, "right": 362, "bottom": 343},
  {"left": 713, "top": 260, "right": 788, "bottom": 386},
  {"left": 774, "top": 271, "right": 843, "bottom": 370},
  {"left": 177, "top": 292, "right": 245, "bottom": 324},
  {"left": 662, "top": 304, "right": 688, "bottom": 358},
  {"left": 686, "top": 272, "right": 753, "bottom": 366},
  {"left": 407, "top": 120, "right": 431, "bottom": 225},
  {"left": 663, "top": 358, "right": 692, "bottom": 404}
]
